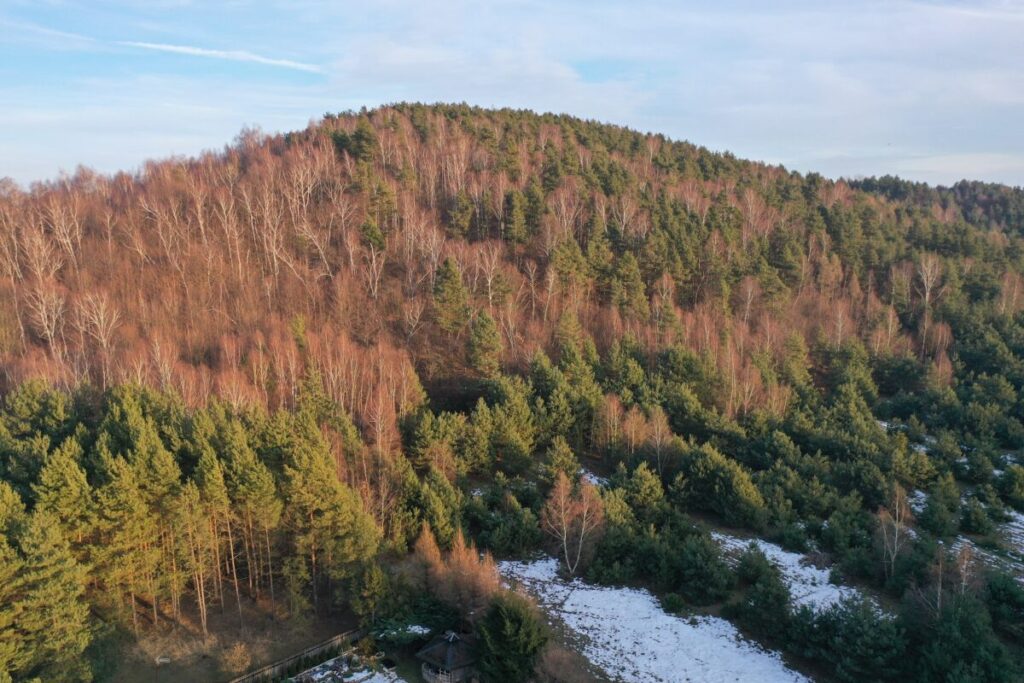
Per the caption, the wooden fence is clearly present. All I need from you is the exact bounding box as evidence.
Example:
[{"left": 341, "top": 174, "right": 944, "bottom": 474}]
[{"left": 227, "top": 628, "right": 363, "bottom": 683}]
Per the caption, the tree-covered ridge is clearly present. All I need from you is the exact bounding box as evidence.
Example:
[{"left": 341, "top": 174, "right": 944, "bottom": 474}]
[
  {"left": 2, "top": 102, "right": 1024, "bottom": 429},
  {"left": 852, "top": 176, "right": 1024, "bottom": 234},
  {"left": 1, "top": 104, "right": 1024, "bottom": 681}
]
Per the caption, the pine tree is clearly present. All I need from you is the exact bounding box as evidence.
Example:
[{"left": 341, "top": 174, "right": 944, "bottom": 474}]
[
  {"left": 541, "top": 142, "right": 563, "bottom": 193},
  {"left": 433, "top": 258, "right": 471, "bottom": 335},
  {"left": 360, "top": 216, "right": 385, "bottom": 251},
  {"left": 611, "top": 252, "right": 650, "bottom": 320},
  {"left": 446, "top": 190, "right": 475, "bottom": 238},
  {"left": 350, "top": 564, "right": 386, "bottom": 626},
  {"left": 93, "top": 455, "right": 159, "bottom": 635},
  {"left": 1, "top": 379, "right": 73, "bottom": 444},
  {"left": 193, "top": 446, "right": 235, "bottom": 618},
  {"left": 283, "top": 412, "right": 379, "bottom": 609},
  {"left": 0, "top": 532, "right": 24, "bottom": 677},
  {"left": 281, "top": 555, "right": 311, "bottom": 626},
  {"left": 543, "top": 436, "right": 579, "bottom": 487},
  {"left": 219, "top": 415, "right": 280, "bottom": 604},
  {"left": 503, "top": 189, "right": 528, "bottom": 244},
  {"left": 175, "top": 482, "right": 214, "bottom": 636},
  {"left": 468, "top": 311, "right": 503, "bottom": 379},
  {"left": 32, "top": 436, "right": 93, "bottom": 545},
  {"left": 524, "top": 177, "right": 545, "bottom": 234},
  {"left": 476, "top": 593, "right": 548, "bottom": 683},
  {"left": 11, "top": 511, "right": 92, "bottom": 682}
]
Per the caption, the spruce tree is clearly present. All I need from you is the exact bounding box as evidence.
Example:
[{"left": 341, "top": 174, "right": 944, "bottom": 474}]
[{"left": 420, "top": 467, "right": 461, "bottom": 547}]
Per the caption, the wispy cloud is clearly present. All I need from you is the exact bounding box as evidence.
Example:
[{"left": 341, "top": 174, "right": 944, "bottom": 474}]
[
  {"left": 3, "top": 2, "right": 1022, "bottom": 186},
  {"left": 0, "top": 17, "right": 97, "bottom": 49},
  {"left": 118, "top": 41, "right": 323, "bottom": 73}
]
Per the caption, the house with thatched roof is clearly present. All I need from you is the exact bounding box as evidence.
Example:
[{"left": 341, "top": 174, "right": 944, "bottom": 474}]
[{"left": 415, "top": 631, "right": 480, "bottom": 683}]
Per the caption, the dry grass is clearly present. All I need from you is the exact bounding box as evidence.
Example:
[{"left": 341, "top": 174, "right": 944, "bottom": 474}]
[
  {"left": 111, "top": 598, "right": 355, "bottom": 683},
  {"left": 535, "top": 642, "right": 609, "bottom": 683}
]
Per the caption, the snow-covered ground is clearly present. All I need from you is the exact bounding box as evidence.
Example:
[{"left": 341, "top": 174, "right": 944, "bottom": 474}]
[
  {"left": 1004, "top": 509, "right": 1024, "bottom": 551},
  {"left": 295, "top": 654, "right": 408, "bottom": 683},
  {"left": 910, "top": 490, "right": 1024, "bottom": 581},
  {"left": 1000, "top": 512, "right": 1024, "bottom": 584},
  {"left": 581, "top": 468, "right": 609, "bottom": 487},
  {"left": 377, "top": 623, "right": 431, "bottom": 640},
  {"left": 712, "top": 533, "right": 862, "bottom": 610},
  {"left": 499, "top": 557, "right": 809, "bottom": 683}
]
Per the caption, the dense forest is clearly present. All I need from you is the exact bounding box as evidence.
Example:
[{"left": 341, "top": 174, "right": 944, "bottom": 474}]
[{"left": 2, "top": 103, "right": 1024, "bottom": 682}]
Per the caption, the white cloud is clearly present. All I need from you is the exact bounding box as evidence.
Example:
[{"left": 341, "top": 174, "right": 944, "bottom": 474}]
[
  {"left": 2, "top": 1, "right": 1022, "bottom": 186},
  {"left": 117, "top": 41, "right": 323, "bottom": 73},
  {"left": 894, "top": 153, "right": 1024, "bottom": 185}
]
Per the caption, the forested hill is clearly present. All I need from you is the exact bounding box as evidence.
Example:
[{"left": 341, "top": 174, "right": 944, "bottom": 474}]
[
  {"left": 2, "top": 104, "right": 1024, "bottom": 682},
  {"left": 3, "top": 102, "right": 1024, "bottom": 417}
]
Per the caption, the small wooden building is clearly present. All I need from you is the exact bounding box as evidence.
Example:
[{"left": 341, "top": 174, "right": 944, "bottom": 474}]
[{"left": 415, "top": 631, "right": 480, "bottom": 683}]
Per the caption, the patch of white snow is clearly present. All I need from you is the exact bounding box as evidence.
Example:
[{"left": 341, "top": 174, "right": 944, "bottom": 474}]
[
  {"left": 500, "top": 557, "right": 808, "bottom": 683},
  {"left": 908, "top": 490, "right": 928, "bottom": 514},
  {"left": 712, "top": 533, "right": 862, "bottom": 610}
]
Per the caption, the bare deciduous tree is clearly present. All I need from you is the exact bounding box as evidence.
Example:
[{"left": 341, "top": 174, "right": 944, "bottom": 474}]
[
  {"left": 541, "top": 472, "right": 605, "bottom": 575},
  {"left": 878, "top": 484, "right": 914, "bottom": 580}
]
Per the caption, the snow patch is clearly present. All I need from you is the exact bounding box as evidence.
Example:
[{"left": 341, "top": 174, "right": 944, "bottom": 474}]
[
  {"left": 908, "top": 490, "right": 928, "bottom": 514},
  {"left": 1004, "top": 510, "right": 1024, "bottom": 551},
  {"left": 712, "top": 533, "right": 862, "bottom": 610},
  {"left": 296, "top": 656, "right": 405, "bottom": 683},
  {"left": 499, "top": 557, "right": 808, "bottom": 683},
  {"left": 379, "top": 623, "right": 431, "bottom": 640},
  {"left": 581, "top": 469, "right": 608, "bottom": 487}
]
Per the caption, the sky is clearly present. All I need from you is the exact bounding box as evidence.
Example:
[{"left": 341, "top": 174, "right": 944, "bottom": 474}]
[{"left": 2, "top": 0, "right": 1023, "bottom": 188}]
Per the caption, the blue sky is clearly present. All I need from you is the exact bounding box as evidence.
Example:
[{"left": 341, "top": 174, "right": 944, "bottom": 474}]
[{"left": 2, "top": 0, "right": 1023, "bottom": 187}]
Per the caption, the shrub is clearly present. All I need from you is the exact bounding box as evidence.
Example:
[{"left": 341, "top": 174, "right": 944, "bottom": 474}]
[
  {"left": 220, "top": 642, "right": 252, "bottom": 677},
  {"left": 660, "top": 593, "right": 686, "bottom": 613},
  {"left": 725, "top": 547, "right": 790, "bottom": 638},
  {"left": 984, "top": 571, "right": 1024, "bottom": 643},
  {"left": 657, "top": 533, "right": 734, "bottom": 604},
  {"left": 960, "top": 497, "right": 995, "bottom": 536},
  {"left": 476, "top": 593, "right": 549, "bottom": 683}
]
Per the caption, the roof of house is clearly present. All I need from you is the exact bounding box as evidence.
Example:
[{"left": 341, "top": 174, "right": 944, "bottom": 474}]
[{"left": 415, "top": 631, "right": 479, "bottom": 671}]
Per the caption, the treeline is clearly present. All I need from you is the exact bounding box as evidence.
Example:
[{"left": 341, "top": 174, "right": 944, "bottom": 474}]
[
  {"left": 0, "top": 372, "right": 389, "bottom": 681},
  {"left": 851, "top": 175, "right": 1024, "bottom": 234}
]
